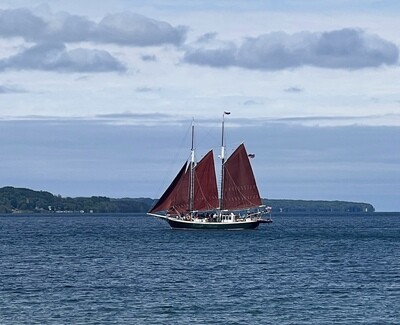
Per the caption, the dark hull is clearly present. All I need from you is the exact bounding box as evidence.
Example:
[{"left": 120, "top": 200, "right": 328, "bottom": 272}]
[{"left": 166, "top": 218, "right": 261, "bottom": 230}]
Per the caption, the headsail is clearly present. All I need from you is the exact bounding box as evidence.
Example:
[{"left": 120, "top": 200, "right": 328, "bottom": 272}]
[
  {"left": 222, "top": 143, "right": 262, "bottom": 210},
  {"left": 149, "top": 161, "right": 190, "bottom": 214}
]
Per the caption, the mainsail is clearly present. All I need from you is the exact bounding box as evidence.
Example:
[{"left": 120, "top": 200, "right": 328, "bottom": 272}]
[{"left": 222, "top": 143, "right": 262, "bottom": 210}]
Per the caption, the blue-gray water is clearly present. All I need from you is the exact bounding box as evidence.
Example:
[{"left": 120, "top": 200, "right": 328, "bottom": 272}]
[{"left": 1, "top": 214, "right": 399, "bottom": 324}]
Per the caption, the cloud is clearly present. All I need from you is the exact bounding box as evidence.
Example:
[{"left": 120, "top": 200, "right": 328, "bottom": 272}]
[
  {"left": 184, "top": 42, "right": 237, "bottom": 67},
  {"left": 183, "top": 28, "right": 399, "bottom": 70},
  {"left": 96, "top": 112, "right": 171, "bottom": 119},
  {"left": 0, "top": 8, "right": 187, "bottom": 46},
  {"left": 136, "top": 86, "right": 158, "bottom": 93},
  {"left": 95, "top": 12, "right": 186, "bottom": 46},
  {"left": 94, "top": 112, "right": 179, "bottom": 126},
  {"left": 285, "top": 87, "right": 304, "bottom": 93},
  {"left": 142, "top": 54, "right": 157, "bottom": 62},
  {"left": 0, "top": 84, "right": 27, "bottom": 94},
  {"left": 141, "top": 54, "right": 157, "bottom": 62},
  {"left": 0, "top": 8, "right": 46, "bottom": 40},
  {"left": 266, "top": 113, "right": 400, "bottom": 127},
  {"left": 196, "top": 32, "right": 218, "bottom": 43},
  {"left": 243, "top": 99, "right": 263, "bottom": 106},
  {"left": 0, "top": 42, "right": 126, "bottom": 73}
]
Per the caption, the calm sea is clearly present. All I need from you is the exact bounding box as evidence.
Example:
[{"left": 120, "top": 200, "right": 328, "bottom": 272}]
[{"left": 1, "top": 213, "right": 399, "bottom": 324}]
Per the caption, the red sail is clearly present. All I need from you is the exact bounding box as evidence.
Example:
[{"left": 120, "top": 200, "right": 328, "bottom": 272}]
[
  {"left": 193, "top": 150, "right": 219, "bottom": 211},
  {"left": 149, "top": 161, "right": 190, "bottom": 214},
  {"left": 222, "top": 143, "right": 262, "bottom": 210}
]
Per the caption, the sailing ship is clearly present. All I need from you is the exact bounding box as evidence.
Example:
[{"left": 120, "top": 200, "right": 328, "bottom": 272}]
[{"left": 147, "top": 112, "right": 272, "bottom": 230}]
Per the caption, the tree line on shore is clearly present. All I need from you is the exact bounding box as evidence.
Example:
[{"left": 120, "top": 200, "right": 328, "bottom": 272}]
[
  {"left": 0, "top": 186, "right": 374, "bottom": 214},
  {"left": 0, "top": 187, "right": 152, "bottom": 214}
]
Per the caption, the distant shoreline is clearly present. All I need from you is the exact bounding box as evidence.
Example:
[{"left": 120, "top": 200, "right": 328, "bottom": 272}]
[
  {"left": 0, "top": 186, "right": 380, "bottom": 215},
  {"left": 0, "top": 211, "right": 400, "bottom": 218}
]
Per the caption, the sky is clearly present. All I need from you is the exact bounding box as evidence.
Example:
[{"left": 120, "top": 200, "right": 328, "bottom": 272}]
[{"left": 0, "top": 1, "right": 399, "bottom": 211}]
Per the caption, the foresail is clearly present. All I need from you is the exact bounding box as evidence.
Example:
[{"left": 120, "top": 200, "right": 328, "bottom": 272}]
[
  {"left": 193, "top": 150, "right": 219, "bottom": 211},
  {"left": 149, "top": 161, "right": 190, "bottom": 214},
  {"left": 222, "top": 143, "right": 262, "bottom": 210}
]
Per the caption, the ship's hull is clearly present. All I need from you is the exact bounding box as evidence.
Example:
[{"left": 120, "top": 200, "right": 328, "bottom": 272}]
[
  {"left": 147, "top": 213, "right": 271, "bottom": 230},
  {"left": 166, "top": 218, "right": 261, "bottom": 230}
]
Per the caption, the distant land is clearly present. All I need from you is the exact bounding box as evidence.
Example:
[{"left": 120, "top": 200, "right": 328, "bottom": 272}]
[
  {"left": 0, "top": 186, "right": 375, "bottom": 215},
  {"left": 0, "top": 186, "right": 153, "bottom": 214}
]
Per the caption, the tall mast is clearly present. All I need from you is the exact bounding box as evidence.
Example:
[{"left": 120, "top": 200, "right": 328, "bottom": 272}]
[
  {"left": 219, "top": 111, "right": 230, "bottom": 210},
  {"left": 189, "top": 119, "right": 195, "bottom": 212}
]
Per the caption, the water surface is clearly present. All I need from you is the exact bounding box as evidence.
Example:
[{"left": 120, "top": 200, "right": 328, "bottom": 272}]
[{"left": 1, "top": 214, "right": 399, "bottom": 324}]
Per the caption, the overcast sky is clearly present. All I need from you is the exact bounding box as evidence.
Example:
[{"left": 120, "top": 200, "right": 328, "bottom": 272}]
[{"left": 0, "top": 1, "right": 399, "bottom": 211}]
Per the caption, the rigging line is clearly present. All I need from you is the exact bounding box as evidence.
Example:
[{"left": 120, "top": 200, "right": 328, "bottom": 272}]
[{"left": 194, "top": 123, "right": 216, "bottom": 153}]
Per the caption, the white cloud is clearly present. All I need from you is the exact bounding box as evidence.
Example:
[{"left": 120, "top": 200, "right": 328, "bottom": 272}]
[
  {"left": 141, "top": 54, "right": 157, "bottom": 61},
  {"left": 95, "top": 12, "right": 186, "bottom": 46},
  {"left": 284, "top": 87, "right": 304, "bottom": 93},
  {"left": 0, "top": 83, "right": 27, "bottom": 93},
  {"left": 0, "top": 8, "right": 187, "bottom": 46},
  {"left": 0, "top": 42, "right": 126, "bottom": 73},
  {"left": 184, "top": 29, "right": 399, "bottom": 70},
  {"left": 0, "top": 8, "right": 46, "bottom": 40}
]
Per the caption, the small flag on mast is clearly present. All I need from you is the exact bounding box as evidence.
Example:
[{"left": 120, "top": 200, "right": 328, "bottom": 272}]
[{"left": 224, "top": 111, "right": 231, "bottom": 115}]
